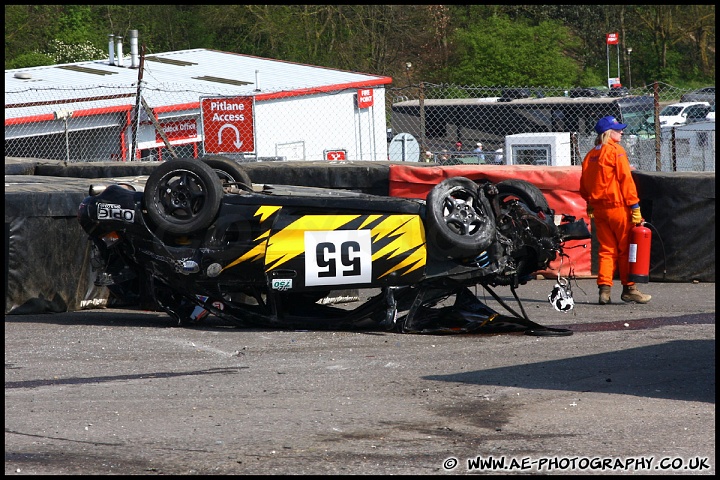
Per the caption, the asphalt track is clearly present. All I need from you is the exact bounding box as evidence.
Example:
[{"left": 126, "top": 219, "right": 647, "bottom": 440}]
[{"left": 5, "top": 278, "right": 715, "bottom": 475}]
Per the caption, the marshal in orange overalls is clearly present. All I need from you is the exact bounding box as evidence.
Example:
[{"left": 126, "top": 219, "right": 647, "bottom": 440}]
[{"left": 579, "top": 137, "right": 639, "bottom": 288}]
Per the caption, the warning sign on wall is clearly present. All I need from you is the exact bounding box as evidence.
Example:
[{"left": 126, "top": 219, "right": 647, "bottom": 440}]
[
  {"left": 201, "top": 96, "right": 255, "bottom": 154},
  {"left": 357, "top": 89, "right": 374, "bottom": 109},
  {"left": 156, "top": 119, "right": 198, "bottom": 143},
  {"left": 324, "top": 149, "right": 347, "bottom": 161}
]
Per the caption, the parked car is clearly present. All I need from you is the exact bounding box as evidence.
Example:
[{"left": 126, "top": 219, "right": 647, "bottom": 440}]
[
  {"left": 497, "top": 88, "right": 544, "bottom": 102},
  {"left": 705, "top": 103, "right": 715, "bottom": 122},
  {"left": 568, "top": 87, "right": 606, "bottom": 98},
  {"left": 607, "top": 85, "right": 630, "bottom": 97},
  {"left": 680, "top": 86, "right": 715, "bottom": 105},
  {"left": 78, "top": 157, "right": 590, "bottom": 334},
  {"left": 569, "top": 85, "right": 631, "bottom": 98},
  {"left": 658, "top": 101, "right": 711, "bottom": 126},
  {"left": 684, "top": 103, "right": 713, "bottom": 124}
]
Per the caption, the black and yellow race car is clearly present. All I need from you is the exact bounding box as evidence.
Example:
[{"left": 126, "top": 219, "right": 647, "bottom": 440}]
[{"left": 78, "top": 157, "right": 590, "bottom": 334}]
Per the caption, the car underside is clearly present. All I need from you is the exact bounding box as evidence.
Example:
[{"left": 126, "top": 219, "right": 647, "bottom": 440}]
[{"left": 78, "top": 157, "right": 591, "bottom": 335}]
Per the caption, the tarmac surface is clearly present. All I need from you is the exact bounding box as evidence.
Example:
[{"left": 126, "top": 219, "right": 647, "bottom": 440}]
[{"left": 5, "top": 278, "right": 715, "bottom": 475}]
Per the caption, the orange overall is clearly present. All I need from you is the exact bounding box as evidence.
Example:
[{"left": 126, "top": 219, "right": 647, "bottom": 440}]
[{"left": 579, "top": 138, "right": 640, "bottom": 287}]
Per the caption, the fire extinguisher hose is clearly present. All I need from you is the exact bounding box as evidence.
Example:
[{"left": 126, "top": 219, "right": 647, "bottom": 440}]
[{"left": 641, "top": 221, "right": 667, "bottom": 280}]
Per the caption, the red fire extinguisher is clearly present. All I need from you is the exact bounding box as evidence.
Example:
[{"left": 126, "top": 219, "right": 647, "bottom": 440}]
[{"left": 628, "top": 222, "right": 652, "bottom": 283}]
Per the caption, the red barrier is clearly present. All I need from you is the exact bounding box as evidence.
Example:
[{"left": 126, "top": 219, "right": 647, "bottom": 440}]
[{"left": 388, "top": 164, "right": 593, "bottom": 278}]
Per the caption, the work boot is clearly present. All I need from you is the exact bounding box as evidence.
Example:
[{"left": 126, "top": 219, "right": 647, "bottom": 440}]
[
  {"left": 598, "top": 285, "right": 612, "bottom": 305},
  {"left": 621, "top": 285, "right": 652, "bottom": 304}
]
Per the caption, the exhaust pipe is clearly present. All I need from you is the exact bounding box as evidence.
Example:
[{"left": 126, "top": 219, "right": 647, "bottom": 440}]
[
  {"left": 108, "top": 34, "right": 115, "bottom": 65},
  {"left": 116, "top": 36, "right": 124, "bottom": 67},
  {"left": 130, "top": 30, "right": 139, "bottom": 68}
]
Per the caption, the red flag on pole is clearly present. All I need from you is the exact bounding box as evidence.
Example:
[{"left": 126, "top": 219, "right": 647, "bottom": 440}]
[{"left": 606, "top": 32, "right": 619, "bottom": 45}]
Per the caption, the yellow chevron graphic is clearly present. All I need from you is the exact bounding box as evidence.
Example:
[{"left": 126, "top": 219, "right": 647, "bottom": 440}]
[
  {"left": 371, "top": 215, "right": 426, "bottom": 278},
  {"left": 222, "top": 210, "right": 426, "bottom": 278},
  {"left": 223, "top": 229, "right": 270, "bottom": 271},
  {"left": 265, "top": 215, "right": 359, "bottom": 271},
  {"left": 223, "top": 206, "right": 281, "bottom": 271},
  {"left": 265, "top": 214, "right": 426, "bottom": 277},
  {"left": 255, "top": 205, "right": 281, "bottom": 222}
]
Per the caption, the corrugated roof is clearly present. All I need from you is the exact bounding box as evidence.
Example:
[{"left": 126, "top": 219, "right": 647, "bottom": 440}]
[{"left": 5, "top": 48, "right": 393, "bottom": 122}]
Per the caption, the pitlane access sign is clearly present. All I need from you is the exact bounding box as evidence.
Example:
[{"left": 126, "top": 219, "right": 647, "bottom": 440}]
[{"left": 201, "top": 96, "right": 255, "bottom": 154}]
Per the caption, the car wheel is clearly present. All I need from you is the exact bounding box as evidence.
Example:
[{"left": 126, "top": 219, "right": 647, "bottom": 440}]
[
  {"left": 144, "top": 158, "right": 222, "bottom": 235},
  {"left": 495, "top": 179, "right": 551, "bottom": 214},
  {"left": 201, "top": 155, "right": 253, "bottom": 192},
  {"left": 425, "top": 177, "right": 496, "bottom": 259}
]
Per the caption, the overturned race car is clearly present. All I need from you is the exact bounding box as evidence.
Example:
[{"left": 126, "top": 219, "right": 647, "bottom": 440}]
[{"left": 78, "top": 157, "right": 590, "bottom": 335}]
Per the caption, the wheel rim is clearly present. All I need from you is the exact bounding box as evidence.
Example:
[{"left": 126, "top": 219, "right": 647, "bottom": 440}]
[
  {"left": 441, "top": 187, "right": 483, "bottom": 236},
  {"left": 156, "top": 169, "right": 209, "bottom": 221}
]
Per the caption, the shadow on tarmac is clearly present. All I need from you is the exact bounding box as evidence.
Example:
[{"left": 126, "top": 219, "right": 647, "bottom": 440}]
[{"left": 424, "top": 339, "right": 716, "bottom": 404}]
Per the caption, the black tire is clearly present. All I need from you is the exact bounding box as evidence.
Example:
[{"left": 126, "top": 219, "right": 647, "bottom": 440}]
[
  {"left": 495, "top": 179, "right": 552, "bottom": 214},
  {"left": 425, "top": 177, "right": 496, "bottom": 259},
  {"left": 143, "top": 159, "right": 222, "bottom": 235},
  {"left": 201, "top": 155, "right": 253, "bottom": 191}
]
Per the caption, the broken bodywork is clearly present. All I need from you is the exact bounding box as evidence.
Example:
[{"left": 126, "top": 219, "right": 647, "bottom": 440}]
[{"left": 78, "top": 157, "right": 590, "bottom": 335}]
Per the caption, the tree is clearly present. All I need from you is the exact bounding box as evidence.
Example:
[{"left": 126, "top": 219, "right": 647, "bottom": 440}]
[
  {"left": 448, "top": 15, "right": 581, "bottom": 87},
  {"left": 4, "top": 5, "right": 714, "bottom": 86}
]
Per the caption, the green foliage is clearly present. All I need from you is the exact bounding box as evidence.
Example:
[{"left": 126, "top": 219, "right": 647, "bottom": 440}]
[
  {"left": 425, "top": 85, "right": 472, "bottom": 100},
  {"left": 55, "top": 5, "right": 102, "bottom": 45},
  {"left": 448, "top": 16, "right": 582, "bottom": 86},
  {"left": 3, "top": 5, "right": 715, "bottom": 86},
  {"left": 577, "top": 70, "right": 606, "bottom": 88},
  {"left": 5, "top": 52, "right": 55, "bottom": 70},
  {"left": 40, "top": 40, "right": 106, "bottom": 64}
]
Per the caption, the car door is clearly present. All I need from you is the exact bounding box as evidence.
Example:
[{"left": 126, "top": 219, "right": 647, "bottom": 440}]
[{"left": 685, "top": 104, "right": 710, "bottom": 124}]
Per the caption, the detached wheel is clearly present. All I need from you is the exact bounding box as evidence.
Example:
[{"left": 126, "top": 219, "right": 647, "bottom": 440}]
[
  {"left": 201, "top": 155, "right": 253, "bottom": 192},
  {"left": 495, "top": 179, "right": 551, "bottom": 214},
  {"left": 144, "top": 159, "right": 222, "bottom": 235},
  {"left": 426, "top": 177, "right": 496, "bottom": 259}
]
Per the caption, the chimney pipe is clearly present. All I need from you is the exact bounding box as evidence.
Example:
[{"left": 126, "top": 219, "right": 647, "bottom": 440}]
[
  {"left": 108, "top": 34, "right": 115, "bottom": 65},
  {"left": 116, "top": 36, "right": 124, "bottom": 67},
  {"left": 130, "top": 30, "right": 139, "bottom": 68}
]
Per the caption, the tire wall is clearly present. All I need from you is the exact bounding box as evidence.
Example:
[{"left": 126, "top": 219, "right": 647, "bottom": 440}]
[
  {"left": 4, "top": 159, "right": 391, "bottom": 315},
  {"left": 5, "top": 174, "right": 151, "bottom": 315},
  {"left": 388, "top": 164, "right": 715, "bottom": 282},
  {"left": 4, "top": 159, "right": 714, "bottom": 315},
  {"left": 5, "top": 184, "right": 110, "bottom": 314},
  {"left": 631, "top": 171, "right": 715, "bottom": 282},
  {"left": 388, "top": 164, "right": 590, "bottom": 278}
]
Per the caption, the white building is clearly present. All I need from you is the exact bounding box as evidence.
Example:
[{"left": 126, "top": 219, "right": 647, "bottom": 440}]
[{"left": 5, "top": 34, "right": 392, "bottom": 162}]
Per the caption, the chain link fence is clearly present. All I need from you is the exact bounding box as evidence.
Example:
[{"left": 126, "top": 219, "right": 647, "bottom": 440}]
[
  {"left": 386, "top": 83, "right": 715, "bottom": 172},
  {"left": 5, "top": 82, "right": 388, "bottom": 163},
  {"left": 5, "top": 81, "right": 715, "bottom": 171}
]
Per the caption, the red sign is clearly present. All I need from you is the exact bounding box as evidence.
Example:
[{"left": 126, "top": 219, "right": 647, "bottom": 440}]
[
  {"left": 606, "top": 32, "right": 619, "bottom": 45},
  {"left": 357, "top": 89, "right": 374, "bottom": 109},
  {"left": 155, "top": 119, "right": 197, "bottom": 143},
  {"left": 324, "top": 149, "right": 347, "bottom": 161},
  {"left": 201, "top": 97, "right": 255, "bottom": 154}
]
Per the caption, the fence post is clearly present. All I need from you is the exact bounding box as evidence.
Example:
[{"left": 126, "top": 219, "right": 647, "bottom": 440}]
[
  {"left": 419, "top": 82, "right": 426, "bottom": 154},
  {"left": 653, "top": 82, "right": 662, "bottom": 171},
  {"left": 130, "top": 45, "right": 145, "bottom": 161}
]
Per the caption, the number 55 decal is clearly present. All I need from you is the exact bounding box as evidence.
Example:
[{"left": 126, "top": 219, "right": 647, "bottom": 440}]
[{"left": 304, "top": 230, "right": 372, "bottom": 286}]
